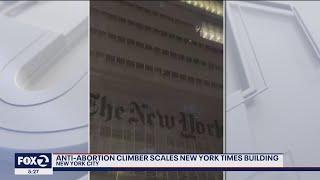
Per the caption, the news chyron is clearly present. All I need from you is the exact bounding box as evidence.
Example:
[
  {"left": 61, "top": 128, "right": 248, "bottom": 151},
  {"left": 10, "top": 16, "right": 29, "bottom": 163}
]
[{"left": 15, "top": 153, "right": 52, "bottom": 175}]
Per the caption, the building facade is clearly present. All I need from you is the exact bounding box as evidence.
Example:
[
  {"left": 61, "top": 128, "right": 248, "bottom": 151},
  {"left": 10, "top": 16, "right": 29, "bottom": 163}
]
[{"left": 90, "top": 1, "right": 223, "bottom": 180}]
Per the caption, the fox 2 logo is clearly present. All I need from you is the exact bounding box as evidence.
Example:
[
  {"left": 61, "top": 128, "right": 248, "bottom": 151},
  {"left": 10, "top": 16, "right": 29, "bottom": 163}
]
[{"left": 15, "top": 153, "right": 52, "bottom": 168}]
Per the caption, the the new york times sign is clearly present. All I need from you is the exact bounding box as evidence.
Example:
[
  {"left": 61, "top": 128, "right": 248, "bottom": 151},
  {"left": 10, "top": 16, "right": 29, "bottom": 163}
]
[{"left": 91, "top": 93, "right": 222, "bottom": 139}]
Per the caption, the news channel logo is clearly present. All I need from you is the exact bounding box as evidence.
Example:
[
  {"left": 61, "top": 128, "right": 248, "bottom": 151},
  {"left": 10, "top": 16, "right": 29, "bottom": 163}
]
[{"left": 15, "top": 153, "right": 52, "bottom": 168}]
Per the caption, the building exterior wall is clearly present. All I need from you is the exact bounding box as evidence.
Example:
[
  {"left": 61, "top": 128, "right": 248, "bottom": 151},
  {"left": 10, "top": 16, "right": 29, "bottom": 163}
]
[{"left": 90, "top": 1, "right": 223, "bottom": 180}]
